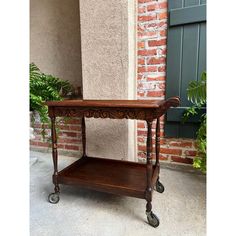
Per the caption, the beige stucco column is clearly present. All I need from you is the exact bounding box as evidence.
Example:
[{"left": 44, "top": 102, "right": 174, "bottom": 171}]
[
  {"left": 30, "top": 0, "right": 83, "bottom": 87},
  {"left": 80, "top": 0, "right": 137, "bottom": 161}
]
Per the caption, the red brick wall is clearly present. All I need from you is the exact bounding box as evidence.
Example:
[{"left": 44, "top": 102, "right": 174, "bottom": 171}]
[
  {"left": 30, "top": 114, "right": 82, "bottom": 157},
  {"left": 30, "top": 0, "right": 197, "bottom": 164},
  {"left": 137, "top": 0, "right": 197, "bottom": 164}
]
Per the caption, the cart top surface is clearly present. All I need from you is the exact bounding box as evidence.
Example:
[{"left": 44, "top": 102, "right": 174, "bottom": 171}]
[{"left": 45, "top": 97, "right": 180, "bottom": 109}]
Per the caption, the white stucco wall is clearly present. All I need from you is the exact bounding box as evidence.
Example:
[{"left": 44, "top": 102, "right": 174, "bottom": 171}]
[
  {"left": 80, "top": 0, "right": 128, "bottom": 160},
  {"left": 30, "top": 0, "right": 82, "bottom": 86},
  {"left": 80, "top": 0, "right": 136, "bottom": 160}
]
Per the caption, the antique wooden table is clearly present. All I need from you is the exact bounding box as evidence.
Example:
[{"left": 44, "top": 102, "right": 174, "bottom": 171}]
[{"left": 46, "top": 97, "right": 180, "bottom": 227}]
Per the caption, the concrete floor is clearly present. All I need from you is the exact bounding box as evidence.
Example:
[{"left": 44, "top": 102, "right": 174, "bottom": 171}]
[{"left": 30, "top": 151, "right": 206, "bottom": 236}]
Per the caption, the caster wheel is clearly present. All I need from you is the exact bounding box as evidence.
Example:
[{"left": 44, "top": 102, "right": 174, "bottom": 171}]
[
  {"left": 146, "top": 211, "right": 160, "bottom": 228},
  {"left": 48, "top": 193, "right": 60, "bottom": 204},
  {"left": 156, "top": 181, "right": 165, "bottom": 193}
]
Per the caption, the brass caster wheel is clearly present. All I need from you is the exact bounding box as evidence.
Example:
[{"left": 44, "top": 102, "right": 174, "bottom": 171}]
[
  {"left": 156, "top": 181, "right": 165, "bottom": 193},
  {"left": 146, "top": 211, "right": 160, "bottom": 228},
  {"left": 48, "top": 193, "right": 60, "bottom": 204}
]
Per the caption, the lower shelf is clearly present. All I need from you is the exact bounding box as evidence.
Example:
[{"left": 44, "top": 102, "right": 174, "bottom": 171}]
[{"left": 58, "top": 156, "right": 148, "bottom": 199}]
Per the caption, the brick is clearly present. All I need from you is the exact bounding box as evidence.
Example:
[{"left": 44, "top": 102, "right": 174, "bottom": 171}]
[
  {"left": 33, "top": 136, "right": 41, "bottom": 141},
  {"left": 147, "top": 76, "right": 165, "bottom": 81},
  {"left": 147, "top": 22, "right": 159, "bottom": 28},
  {"left": 57, "top": 144, "right": 65, "bottom": 149},
  {"left": 158, "top": 66, "right": 166, "bottom": 72},
  {"left": 147, "top": 57, "right": 166, "bottom": 65},
  {"left": 160, "top": 148, "right": 182, "bottom": 155},
  {"left": 138, "top": 66, "right": 157, "bottom": 73},
  {"left": 159, "top": 12, "right": 168, "bottom": 20},
  {"left": 160, "top": 138, "right": 166, "bottom": 145},
  {"left": 138, "top": 6, "right": 146, "bottom": 14},
  {"left": 160, "top": 131, "right": 164, "bottom": 138},
  {"left": 30, "top": 140, "right": 38, "bottom": 146},
  {"left": 137, "top": 74, "right": 143, "bottom": 81},
  {"left": 137, "top": 91, "right": 145, "bottom": 97},
  {"left": 147, "top": 4, "right": 157, "bottom": 12},
  {"left": 158, "top": 21, "right": 167, "bottom": 28},
  {"left": 69, "top": 125, "right": 81, "bottom": 131},
  {"left": 64, "top": 118, "right": 81, "bottom": 125},
  {"left": 65, "top": 144, "right": 80, "bottom": 151},
  {"left": 158, "top": 82, "right": 165, "bottom": 89},
  {"left": 37, "top": 141, "right": 50, "bottom": 148},
  {"left": 137, "top": 130, "right": 147, "bottom": 136},
  {"left": 148, "top": 66, "right": 158, "bottom": 72},
  {"left": 184, "top": 150, "right": 197, "bottom": 156},
  {"left": 138, "top": 137, "right": 145, "bottom": 143},
  {"left": 138, "top": 0, "right": 153, "bottom": 4},
  {"left": 148, "top": 39, "right": 166, "bottom": 47},
  {"left": 160, "top": 48, "right": 167, "bottom": 55},
  {"left": 138, "top": 67, "right": 146, "bottom": 73},
  {"left": 158, "top": 2, "right": 167, "bottom": 9},
  {"left": 138, "top": 15, "right": 157, "bottom": 22},
  {"left": 137, "top": 121, "right": 146, "bottom": 129},
  {"left": 58, "top": 124, "right": 70, "bottom": 130},
  {"left": 159, "top": 154, "right": 168, "bottom": 161},
  {"left": 159, "top": 30, "right": 167, "bottom": 37},
  {"left": 58, "top": 138, "right": 80, "bottom": 144},
  {"left": 171, "top": 156, "right": 193, "bottom": 164},
  {"left": 138, "top": 58, "right": 145, "bottom": 65},
  {"left": 138, "top": 41, "right": 145, "bottom": 49},
  {"left": 169, "top": 141, "right": 193, "bottom": 148},
  {"left": 138, "top": 152, "right": 146, "bottom": 159},
  {"left": 146, "top": 91, "right": 165, "bottom": 97},
  {"left": 61, "top": 131, "right": 77, "bottom": 137},
  {"left": 138, "top": 32, "right": 158, "bottom": 39},
  {"left": 138, "top": 25, "right": 144, "bottom": 32},
  {"left": 150, "top": 152, "right": 168, "bottom": 160},
  {"left": 138, "top": 145, "right": 147, "bottom": 152},
  {"left": 160, "top": 130, "right": 164, "bottom": 136},
  {"left": 138, "top": 49, "right": 157, "bottom": 56}
]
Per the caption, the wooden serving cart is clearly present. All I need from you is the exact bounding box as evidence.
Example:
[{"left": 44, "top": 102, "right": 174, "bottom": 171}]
[{"left": 46, "top": 97, "right": 180, "bottom": 227}]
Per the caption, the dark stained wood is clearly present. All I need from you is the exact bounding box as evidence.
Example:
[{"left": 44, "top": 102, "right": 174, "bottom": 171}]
[
  {"left": 152, "top": 118, "right": 161, "bottom": 186},
  {"left": 50, "top": 116, "right": 60, "bottom": 193},
  {"left": 47, "top": 96, "right": 180, "bottom": 224},
  {"left": 46, "top": 97, "right": 180, "bottom": 109},
  {"left": 155, "top": 118, "right": 160, "bottom": 168},
  {"left": 145, "top": 121, "right": 153, "bottom": 212},
  {"left": 151, "top": 165, "right": 160, "bottom": 188},
  {"left": 47, "top": 97, "right": 180, "bottom": 121},
  {"left": 58, "top": 157, "right": 147, "bottom": 199},
  {"left": 81, "top": 116, "right": 86, "bottom": 157}
]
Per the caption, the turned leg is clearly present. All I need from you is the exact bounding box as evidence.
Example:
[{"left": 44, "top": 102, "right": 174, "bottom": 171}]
[
  {"left": 48, "top": 116, "right": 60, "bottom": 204},
  {"left": 145, "top": 121, "right": 159, "bottom": 227},
  {"left": 82, "top": 116, "right": 87, "bottom": 157},
  {"left": 155, "top": 118, "right": 164, "bottom": 193},
  {"left": 145, "top": 121, "right": 153, "bottom": 212}
]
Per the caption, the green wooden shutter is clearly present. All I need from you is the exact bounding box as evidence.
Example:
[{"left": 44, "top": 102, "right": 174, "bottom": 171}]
[{"left": 165, "top": 0, "right": 206, "bottom": 138}]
